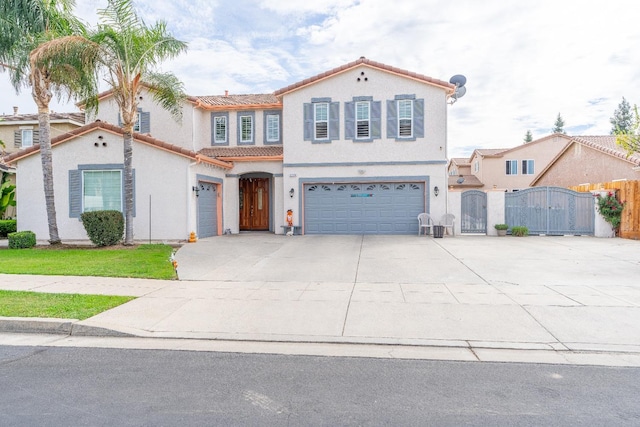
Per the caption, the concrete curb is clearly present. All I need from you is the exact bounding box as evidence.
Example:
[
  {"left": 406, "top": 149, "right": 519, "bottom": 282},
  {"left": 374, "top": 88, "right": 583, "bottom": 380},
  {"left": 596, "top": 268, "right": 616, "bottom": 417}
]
[{"left": 0, "top": 317, "right": 134, "bottom": 337}]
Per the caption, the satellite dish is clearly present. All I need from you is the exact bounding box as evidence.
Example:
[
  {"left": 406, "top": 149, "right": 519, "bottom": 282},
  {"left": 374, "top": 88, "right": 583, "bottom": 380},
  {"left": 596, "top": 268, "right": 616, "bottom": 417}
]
[
  {"left": 456, "top": 177, "right": 465, "bottom": 184},
  {"left": 454, "top": 86, "right": 466, "bottom": 99},
  {"left": 449, "top": 74, "right": 467, "bottom": 87}
]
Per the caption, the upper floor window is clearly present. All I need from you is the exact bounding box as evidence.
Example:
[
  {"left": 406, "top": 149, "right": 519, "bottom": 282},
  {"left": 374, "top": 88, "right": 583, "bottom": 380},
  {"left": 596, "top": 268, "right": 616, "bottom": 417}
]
[
  {"left": 449, "top": 168, "right": 458, "bottom": 176},
  {"left": 386, "top": 95, "right": 424, "bottom": 141},
  {"left": 356, "top": 101, "right": 370, "bottom": 139},
  {"left": 133, "top": 113, "right": 141, "bottom": 132},
  {"left": 506, "top": 160, "right": 518, "bottom": 175},
  {"left": 303, "top": 98, "right": 339, "bottom": 143},
  {"left": 119, "top": 108, "right": 149, "bottom": 134},
  {"left": 211, "top": 112, "right": 228, "bottom": 145},
  {"left": 522, "top": 159, "right": 534, "bottom": 175},
  {"left": 237, "top": 111, "right": 255, "bottom": 145},
  {"left": 266, "top": 115, "right": 279, "bottom": 142},
  {"left": 314, "top": 103, "right": 329, "bottom": 140},
  {"left": 21, "top": 129, "right": 33, "bottom": 147},
  {"left": 474, "top": 161, "right": 479, "bottom": 173}
]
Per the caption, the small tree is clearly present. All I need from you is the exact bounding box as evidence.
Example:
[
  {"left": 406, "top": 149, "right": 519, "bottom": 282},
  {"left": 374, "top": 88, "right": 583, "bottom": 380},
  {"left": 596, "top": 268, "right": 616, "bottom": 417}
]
[
  {"left": 610, "top": 97, "right": 633, "bottom": 135},
  {"left": 552, "top": 113, "right": 566, "bottom": 134},
  {"left": 523, "top": 130, "right": 533, "bottom": 143},
  {"left": 615, "top": 104, "right": 640, "bottom": 155}
]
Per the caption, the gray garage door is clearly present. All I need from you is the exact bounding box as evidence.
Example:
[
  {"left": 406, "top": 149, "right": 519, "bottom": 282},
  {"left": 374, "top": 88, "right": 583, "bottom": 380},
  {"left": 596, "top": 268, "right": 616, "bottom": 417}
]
[
  {"left": 197, "top": 182, "right": 218, "bottom": 238},
  {"left": 304, "top": 182, "right": 425, "bottom": 234}
]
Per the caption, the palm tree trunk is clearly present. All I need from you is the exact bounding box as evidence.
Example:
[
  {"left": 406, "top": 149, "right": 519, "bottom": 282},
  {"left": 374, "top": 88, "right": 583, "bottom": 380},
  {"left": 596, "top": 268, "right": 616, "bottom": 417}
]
[{"left": 123, "top": 131, "right": 134, "bottom": 245}]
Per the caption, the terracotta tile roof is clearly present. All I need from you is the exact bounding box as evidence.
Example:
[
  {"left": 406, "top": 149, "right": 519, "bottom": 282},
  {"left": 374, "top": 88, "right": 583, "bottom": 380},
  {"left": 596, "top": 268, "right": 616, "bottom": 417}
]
[
  {"left": 475, "top": 148, "right": 508, "bottom": 157},
  {"left": 191, "top": 94, "right": 280, "bottom": 107},
  {"left": 199, "top": 146, "right": 283, "bottom": 159},
  {"left": 3, "top": 120, "right": 233, "bottom": 170},
  {"left": 0, "top": 156, "right": 13, "bottom": 172},
  {"left": 448, "top": 174, "right": 483, "bottom": 188},
  {"left": 572, "top": 135, "right": 640, "bottom": 166},
  {"left": 274, "top": 57, "right": 455, "bottom": 97},
  {"left": 449, "top": 157, "right": 470, "bottom": 165},
  {"left": 0, "top": 112, "right": 85, "bottom": 124}
]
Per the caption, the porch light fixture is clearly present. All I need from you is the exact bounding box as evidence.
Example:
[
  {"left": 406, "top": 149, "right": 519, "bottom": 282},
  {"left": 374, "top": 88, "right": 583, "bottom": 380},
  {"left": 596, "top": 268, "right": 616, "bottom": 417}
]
[
  {"left": 289, "top": 188, "right": 295, "bottom": 198},
  {"left": 434, "top": 186, "right": 439, "bottom": 197},
  {"left": 192, "top": 186, "right": 199, "bottom": 197}
]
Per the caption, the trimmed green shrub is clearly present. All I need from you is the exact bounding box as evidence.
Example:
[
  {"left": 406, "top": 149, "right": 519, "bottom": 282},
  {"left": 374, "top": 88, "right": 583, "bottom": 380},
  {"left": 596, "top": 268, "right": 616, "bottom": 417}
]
[
  {"left": 511, "top": 226, "right": 529, "bottom": 237},
  {"left": 494, "top": 224, "right": 509, "bottom": 231},
  {"left": 8, "top": 231, "right": 36, "bottom": 249},
  {"left": 0, "top": 219, "right": 17, "bottom": 237},
  {"left": 81, "top": 210, "right": 124, "bottom": 246}
]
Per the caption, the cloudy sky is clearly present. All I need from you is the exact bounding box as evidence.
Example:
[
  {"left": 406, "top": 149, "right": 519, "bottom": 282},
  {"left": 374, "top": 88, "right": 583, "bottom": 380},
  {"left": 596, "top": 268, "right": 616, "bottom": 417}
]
[{"left": 1, "top": 0, "right": 638, "bottom": 157}]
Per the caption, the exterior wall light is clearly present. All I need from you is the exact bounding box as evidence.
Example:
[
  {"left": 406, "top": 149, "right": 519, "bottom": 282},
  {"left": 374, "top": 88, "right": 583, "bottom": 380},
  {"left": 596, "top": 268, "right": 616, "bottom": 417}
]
[
  {"left": 434, "top": 186, "right": 439, "bottom": 197},
  {"left": 192, "top": 186, "right": 199, "bottom": 197},
  {"left": 289, "top": 188, "right": 295, "bottom": 198}
]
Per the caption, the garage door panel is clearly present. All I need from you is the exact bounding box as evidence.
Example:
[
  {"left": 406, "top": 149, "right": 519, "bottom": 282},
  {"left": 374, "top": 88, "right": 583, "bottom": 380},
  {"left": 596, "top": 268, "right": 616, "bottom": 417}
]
[
  {"left": 304, "top": 181, "right": 425, "bottom": 235},
  {"left": 197, "top": 182, "right": 217, "bottom": 238}
]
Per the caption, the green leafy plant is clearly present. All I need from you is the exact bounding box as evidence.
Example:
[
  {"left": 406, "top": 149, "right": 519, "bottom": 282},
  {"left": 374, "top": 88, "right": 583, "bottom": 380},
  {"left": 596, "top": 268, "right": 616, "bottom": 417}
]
[
  {"left": 0, "top": 173, "right": 16, "bottom": 218},
  {"left": 80, "top": 210, "right": 124, "bottom": 246},
  {"left": 511, "top": 226, "right": 529, "bottom": 237},
  {"left": 8, "top": 231, "right": 36, "bottom": 249},
  {"left": 0, "top": 219, "right": 17, "bottom": 237},
  {"left": 494, "top": 224, "right": 509, "bottom": 230},
  {"left": 596, "top": 191, "right": 624, "bottom": 230}
]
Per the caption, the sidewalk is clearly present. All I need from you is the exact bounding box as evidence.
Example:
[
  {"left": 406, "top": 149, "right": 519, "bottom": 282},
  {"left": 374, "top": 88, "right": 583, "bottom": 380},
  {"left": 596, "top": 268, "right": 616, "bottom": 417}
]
[{"left": 2, "top": 235, "right": 640, "bottom": 365}]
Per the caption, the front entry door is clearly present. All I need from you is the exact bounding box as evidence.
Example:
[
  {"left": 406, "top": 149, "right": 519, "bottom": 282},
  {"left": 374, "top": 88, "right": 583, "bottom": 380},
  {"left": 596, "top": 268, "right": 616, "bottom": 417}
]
[{"left": 239, "top": 177, "right": 269, "bottom": 231}]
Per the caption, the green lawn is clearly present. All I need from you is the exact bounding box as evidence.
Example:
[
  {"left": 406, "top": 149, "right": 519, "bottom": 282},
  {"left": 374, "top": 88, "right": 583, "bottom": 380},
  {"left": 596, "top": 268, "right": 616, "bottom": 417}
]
[
  {"left": 0, "top": 290, "right": 135, "bottom": 320},
  {"left": 0, "top": 244, "right": 177, "bottom": 279}
]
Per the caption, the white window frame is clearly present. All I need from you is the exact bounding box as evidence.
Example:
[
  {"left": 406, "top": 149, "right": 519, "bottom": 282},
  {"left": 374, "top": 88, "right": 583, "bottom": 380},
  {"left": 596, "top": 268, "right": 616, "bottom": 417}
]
[
  {"left": 355, "top": 101, "right": 370, "bottom": 139},
  {"left": 474, "top": 160, "right": 479, "bottom": 173},
  {"left": 506, "top": 160, "right": 518, "bottom": 175},
  {"left": 397, "top": 99, "right": 413, "bottom": 138},
  {"left": 240, "top": 115, "right": 253, "bottom": 143},
  {"left": 214, "top": 116, "right": 227, "bottom": 143},
  {"left": 133, "top": 113, "right": 141, "bottom": 132},
  {"left": 266, "top": 114, "right": 280, "bottom": 142},
  {"left": 314, "top": 102, "right": 329, "bottom": 140},
  {"left": 82, "top": 170, "right": 123, "bottom": 213},
  {"left": 522, "top": 159, "right": 535, "bottom": 175},
  {"left": 21, "top": 128, "right": 33, "bottom": 147}
]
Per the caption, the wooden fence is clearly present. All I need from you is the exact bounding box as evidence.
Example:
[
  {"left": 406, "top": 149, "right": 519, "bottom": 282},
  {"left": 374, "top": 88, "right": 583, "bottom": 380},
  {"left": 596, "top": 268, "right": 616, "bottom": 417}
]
[{"left": 569, "top": 180, "right": 640, "bottom": 240}]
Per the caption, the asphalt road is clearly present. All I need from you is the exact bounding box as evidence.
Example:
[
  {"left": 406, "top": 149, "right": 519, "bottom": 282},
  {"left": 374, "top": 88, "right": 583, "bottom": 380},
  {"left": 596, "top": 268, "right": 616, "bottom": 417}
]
[{"left": 1, "top": 345, "right": 639, "bottom": 426}]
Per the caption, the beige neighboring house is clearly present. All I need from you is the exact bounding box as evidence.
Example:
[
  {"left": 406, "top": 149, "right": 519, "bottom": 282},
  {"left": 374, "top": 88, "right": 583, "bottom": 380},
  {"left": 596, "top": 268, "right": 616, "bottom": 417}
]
[
  {"left": 532, "top": 135, "right": 640, "bottom": 187},
  {"left": 6, "top": 57, "right": 456, "bottom": 241},
  {"left": 448, "top": 134, "right": 573, "bottom": 191}
]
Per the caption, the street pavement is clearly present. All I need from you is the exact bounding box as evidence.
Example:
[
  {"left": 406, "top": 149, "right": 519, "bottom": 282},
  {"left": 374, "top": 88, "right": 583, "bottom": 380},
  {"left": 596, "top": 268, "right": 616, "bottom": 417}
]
[{"left": 1, "top": 234, "right": 640, "bottom": 366}]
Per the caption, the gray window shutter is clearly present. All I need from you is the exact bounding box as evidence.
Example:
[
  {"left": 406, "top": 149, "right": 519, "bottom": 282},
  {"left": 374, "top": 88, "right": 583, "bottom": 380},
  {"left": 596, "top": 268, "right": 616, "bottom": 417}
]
[
  {"left": 33, "top": 129, "right": 40, "bottom": 145},
  {"left": 386, "top": 100, "right": 397, "bottom": 138},
  {"left": 303, "top": 103, "right": 313, "bottom": 141},
  {"left": 14, "top": 130, "right": 21, "bottom": 148},
  {"left": 140, "top": 111, "right": 150, "bottom": 134},
  {"left": 414, "top": 99, "right": 424, "bottom": 138},
  {"left": 329, "top": 102, "right": 339, "bottom": 140},
  {"left": 117, "top": 113, "right": 122, "bottom": 127},
  {"left": 371, "top": 101, "right": 381, "bottom": 139},
  {"left": 345, "top": 101, "right": 355, "bottom": 140},
  {"left": 69, "top": 169, "right": 82, "bottom": 218}
]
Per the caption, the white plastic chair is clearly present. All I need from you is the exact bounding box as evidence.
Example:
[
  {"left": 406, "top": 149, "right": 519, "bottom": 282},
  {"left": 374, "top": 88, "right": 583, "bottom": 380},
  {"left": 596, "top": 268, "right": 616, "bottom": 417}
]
[
  {"left": 441, "top": 213, "right": 455, "bottom": 236},
  {"left": 417, "top": 213, "right": 434, "bottom": 236}
]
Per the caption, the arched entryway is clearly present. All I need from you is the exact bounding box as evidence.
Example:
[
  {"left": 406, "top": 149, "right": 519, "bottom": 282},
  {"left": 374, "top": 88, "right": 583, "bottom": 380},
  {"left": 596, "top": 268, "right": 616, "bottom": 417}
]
[{"left": 239, "top": 174, "right": 271, "bottom": 231}]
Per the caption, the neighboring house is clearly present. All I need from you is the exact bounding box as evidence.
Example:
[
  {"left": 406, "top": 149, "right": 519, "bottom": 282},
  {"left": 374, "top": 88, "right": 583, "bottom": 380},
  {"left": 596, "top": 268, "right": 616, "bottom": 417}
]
[
  {"left": 532, "top": 135, "right": 640, "bottom": 187},
  {"left": 6, "top": 57, "right": 455, "bottom": 241},
  {"left": 447, "top": 134, "right": 572, "bottom": 191},
  {"left": 0, "top": 109, "right": 85, "bottom": 155}
]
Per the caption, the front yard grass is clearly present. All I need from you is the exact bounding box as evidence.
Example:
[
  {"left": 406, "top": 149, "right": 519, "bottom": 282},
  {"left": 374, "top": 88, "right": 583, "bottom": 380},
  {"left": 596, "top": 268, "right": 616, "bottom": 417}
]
[
  {"left": 0, "top": 290, "right": 135, "bottom": 320},
  {"left": 0, "top": 243, "right": 177, "bottom": 280}
]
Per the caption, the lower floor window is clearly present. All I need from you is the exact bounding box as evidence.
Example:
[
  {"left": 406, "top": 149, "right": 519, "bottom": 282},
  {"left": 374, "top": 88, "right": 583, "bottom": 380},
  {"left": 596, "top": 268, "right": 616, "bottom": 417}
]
[{"left": 83, "top": 170, "right": 122, "bottom": 212}]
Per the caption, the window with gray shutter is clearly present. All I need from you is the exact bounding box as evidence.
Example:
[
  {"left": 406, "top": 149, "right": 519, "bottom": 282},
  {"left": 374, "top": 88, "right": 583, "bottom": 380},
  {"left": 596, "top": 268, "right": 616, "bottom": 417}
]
[
  {"left": 237, "top": 111, "right": 255, "bottom": 145},
  {"left": 387, "top": 95, "right": 424, "bottom": 141},
  {"left": 304, "top": 98, "right": 339, "bottom": 143},
  {"left": 69, "top": 164, "right": 135, "bottom": 218},
  {"left": 211, "top": 112, "right": 229, "bottom": 145},
  {"left": 263, "top": 110, "right": 281, "bottom": 145}
]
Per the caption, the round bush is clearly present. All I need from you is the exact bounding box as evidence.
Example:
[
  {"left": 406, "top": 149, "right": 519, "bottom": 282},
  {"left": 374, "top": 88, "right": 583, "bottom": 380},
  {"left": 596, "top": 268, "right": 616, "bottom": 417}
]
[{"left": 80, "top": 210, "right": 124, "bottom": 246}]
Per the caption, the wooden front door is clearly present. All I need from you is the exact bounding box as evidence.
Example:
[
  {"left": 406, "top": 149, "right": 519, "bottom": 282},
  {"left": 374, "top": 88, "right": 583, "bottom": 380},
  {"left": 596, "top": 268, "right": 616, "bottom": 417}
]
[{"left": 239, "top": 178, "right": 269, "bottom": 231}]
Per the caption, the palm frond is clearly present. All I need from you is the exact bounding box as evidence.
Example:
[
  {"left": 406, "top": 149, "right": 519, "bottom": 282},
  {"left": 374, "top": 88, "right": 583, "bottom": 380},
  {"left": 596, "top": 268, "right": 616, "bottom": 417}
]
[{"left": 144, "top": 72, "right": 186, "bottom": 122}]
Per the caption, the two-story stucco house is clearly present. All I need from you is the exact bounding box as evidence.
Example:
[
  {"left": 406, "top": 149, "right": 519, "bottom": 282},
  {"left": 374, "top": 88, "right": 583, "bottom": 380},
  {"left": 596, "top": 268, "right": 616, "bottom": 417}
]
[{"left": 6, "top": 57, "right": 455, "bottom": 242}]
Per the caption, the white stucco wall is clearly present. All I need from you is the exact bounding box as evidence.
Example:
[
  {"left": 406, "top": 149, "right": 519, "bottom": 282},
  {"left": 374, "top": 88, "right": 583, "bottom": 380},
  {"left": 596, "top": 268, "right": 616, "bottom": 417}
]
[{"left": 16, "top": 128, "right": 194, "bottom": 242}]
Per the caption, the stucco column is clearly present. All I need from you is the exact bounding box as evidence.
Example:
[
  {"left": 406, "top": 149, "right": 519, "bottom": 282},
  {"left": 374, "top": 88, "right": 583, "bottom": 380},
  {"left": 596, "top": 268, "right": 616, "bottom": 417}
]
[
  {"left": 447, "top": 190, "right": 461, "bottom": 236},
  {"left": 592, "top": 190, "right": 615, "bottom": 238},
  {"left": 225, "top": 175, "right": 240, "bottom": 234},
  {"left": 486, "top": 190, "right": 505, "bottom": 236}
]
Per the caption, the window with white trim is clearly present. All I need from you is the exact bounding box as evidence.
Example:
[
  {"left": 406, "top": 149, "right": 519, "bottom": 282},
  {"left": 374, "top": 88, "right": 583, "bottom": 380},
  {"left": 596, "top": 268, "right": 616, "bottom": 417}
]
[
  {"left": 506, "top": 160, "right": 518, "bottom": 175},
  {"left": 214, "top": 116, "right": 227, "bottom": 143},
  {"left": 522, "top": 159, "right": 534, "bottom": 175},
  {"left": 133, "top": 114, "right": 141, "bottom": 132},
  {"left": 474, "top": 160, "right": 479, "bottom": 173},
  {"left": 314, "top": 103, "right": 329, "bottom": 140},
  {"left": 240, "top": 115, "right": 253, "bottom": 143},
  {"left": 82, "top": 170, "right": 122, "bottom": 212},
  {"left": 21, "top": 129, "right": 33, "bottom": 147},
  {"left": 398, "top": 99, "right": 413, "bottom": 138},
  {"left": 266, "top": 114, "right": 279, "bottom": 142},
  {"left": 355, "top": 101, "right": 370, "bottom": 139}
]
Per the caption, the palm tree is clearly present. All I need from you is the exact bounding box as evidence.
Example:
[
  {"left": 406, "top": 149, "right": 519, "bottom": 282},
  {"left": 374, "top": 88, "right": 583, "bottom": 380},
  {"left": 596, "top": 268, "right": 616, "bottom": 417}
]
[
  {"left": 92, "top": 0, "right": 186, "bottom": 245},
  {"left": 0, "top": 0, "right": 95, "bottom": 244}
]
